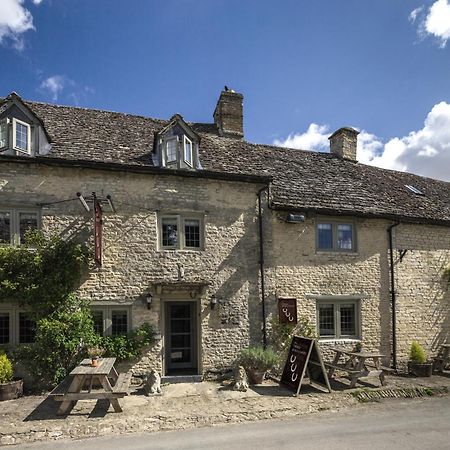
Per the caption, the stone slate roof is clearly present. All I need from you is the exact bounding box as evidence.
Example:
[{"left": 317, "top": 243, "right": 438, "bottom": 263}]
[{"left": 1, "top": 98, "right": 450, "bottom": 226}]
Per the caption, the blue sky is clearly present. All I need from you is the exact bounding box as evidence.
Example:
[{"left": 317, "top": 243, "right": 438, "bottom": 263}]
[{"left": 1, "top": 0, "right": 450, "bottom": 180}]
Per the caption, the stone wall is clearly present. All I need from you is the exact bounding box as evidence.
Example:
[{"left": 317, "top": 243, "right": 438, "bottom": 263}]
[{"left": 0, "top": 161, "right": 265, "bottom": 374}]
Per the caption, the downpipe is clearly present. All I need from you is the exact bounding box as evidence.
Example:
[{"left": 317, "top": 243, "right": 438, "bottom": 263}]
[{"left": 387, "top": 222, "right": 399, "bottom": 370}]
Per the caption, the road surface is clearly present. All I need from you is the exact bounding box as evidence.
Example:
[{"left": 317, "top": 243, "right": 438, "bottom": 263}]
[{"left": 19, "top": 396, "right": 450, "bottom": 449}]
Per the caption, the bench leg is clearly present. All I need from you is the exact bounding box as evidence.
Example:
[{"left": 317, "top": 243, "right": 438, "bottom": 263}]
[
  {"left": 110, "top": 398, "right": 123, "bottom": 413},
  {"left": 57, "top": 400, "right": 76, "bottom": 416}
]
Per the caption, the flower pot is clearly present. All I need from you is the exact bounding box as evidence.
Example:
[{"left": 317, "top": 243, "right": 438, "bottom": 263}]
[
  {"left": 91, "top": 357, "right": 99, "bottom": 367},
  {"left": 408, "top": 361, "right": 433, "bottom": 377},
  {"left": 0, "top": 378, "right": 23, "bottom": 401},
  {"left": 247, "top": 369, "right": 265, "bottom": 385}
]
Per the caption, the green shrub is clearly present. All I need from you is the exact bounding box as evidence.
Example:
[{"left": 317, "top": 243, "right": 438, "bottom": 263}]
[
  {"left": 100, "top": 323, "right": 156, "bottom": 361},
  {"left": 410, "top": 341, "right": 427, "bottom": 363},
  {"left": 0, "top": 353, "right": 13, "bottom": 384},
  {"left": 15, "top": 297, "right": 99, "bottom": 387},
  {"left": 237, "top": 346, "right": 278, "bottom": 372}
]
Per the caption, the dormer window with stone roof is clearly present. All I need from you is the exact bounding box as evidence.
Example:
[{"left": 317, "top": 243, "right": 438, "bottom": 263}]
[
  {"left": 0, "top": 92, "right": 51, "bottom": 157},
  {"left": 155, "top": 114, "right": 200, "bottom": 170}
]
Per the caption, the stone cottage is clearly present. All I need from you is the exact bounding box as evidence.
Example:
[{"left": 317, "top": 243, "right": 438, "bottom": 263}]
[{"left": 0, "top": 89, "right": 449, "bottom": 378}]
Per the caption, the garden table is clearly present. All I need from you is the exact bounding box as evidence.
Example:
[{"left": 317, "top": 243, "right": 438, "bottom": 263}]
[
  {"left": 49, "top": 357, "right": 131, "bottom": 415},
  {"left": 325, "top": 348, "right": 390, "bottom": 388}
]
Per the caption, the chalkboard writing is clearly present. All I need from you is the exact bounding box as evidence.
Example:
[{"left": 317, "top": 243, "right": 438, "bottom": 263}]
[
  {"left": 278, "top": 298, "right": 297, "bottom": 324},
  {"left": 280, "top": 336, "right": 331, "bottom": 395}
]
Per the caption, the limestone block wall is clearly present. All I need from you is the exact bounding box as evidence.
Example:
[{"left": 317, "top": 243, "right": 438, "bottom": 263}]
[
  {"left": 0, "top": 161, "right": 264, "bottom": 374},
  {"left": 393, "top": 223, "right": 450, "bottom": 365},
  {"left": 265, "top": 212, "right": 392, "bottom": 361}
]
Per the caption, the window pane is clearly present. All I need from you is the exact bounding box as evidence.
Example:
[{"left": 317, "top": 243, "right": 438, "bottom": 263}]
[
  {"left": 317, "top": 223, "right": 333, "bottom": 250},
  {"left": 15, "top": 122, "right": 29, "bottom": 151},
  {"left": 19, "top": 212, "right": 38, "bottom": 244},
  {"left": 166, "top": 140, "right": 177, "bottom": 162},
  {"left": 337, "top": 224, "right": 353, "bottom": 250},
  {"left": 0, "top": 312, "right": 10, "bottom": 344},
  {"left": 340, "top": 304, "right": 356, "bottom": 336},
  {"left": 162, "top": 218, "right": 178, "bottom": 247},
  {"left": 184, "top": 139, "right": 192, "bottom": 165},
  {"left": 92, "top": 310, "right": 104, "bottom": 335},
  {"left": 318, "top": 304, "right": 335, "bottom": 337},
  {"left": 0, "top": 212, "right": 11, "bottom": 244},
  {"left": 185, "top": 219, "right": 200, "bottom": 248},
  {"left": 0, "top": 121, "right": 7, "bottom": 148},
  {"left": 19, "top": 312, "right": 36, "bottom": 344},
  {"left": 111, "top": 310, "right": 128, "bottom": 336}
]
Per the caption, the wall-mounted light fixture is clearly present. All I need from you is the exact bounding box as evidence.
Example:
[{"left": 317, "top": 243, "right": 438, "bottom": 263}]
[
  {"left": 146, "top": 293, "right": 153, "bottom": 310},
  {"left": 210, "top": 295, "right": 218, "bottom": 310}
]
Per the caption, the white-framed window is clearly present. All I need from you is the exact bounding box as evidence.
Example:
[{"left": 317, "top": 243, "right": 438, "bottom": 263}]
[
  {"left": 91, "top": 306, "right": 131, "bottom": 336},
  {"left": 165, "top": 137, "right": 179, "bottom": 164},
  {"left": 184, "top": 136, "right": 193, "bottom": 167},
  {"left": 158, "top": 214, "right": 203, "bottom": 250},
  {"left": 316, "top": 221, "right": 356, "bottom": 252},
  {"left": 0, "top": 307, "right": 36, "bottom": 346},
  {"left": 316, "top": 299, "right": 360, "bottom": 339},
  {"left": 12, "top": 118, "right": 31, "bottom": 154},
  {"left": 0, "top": 209, "right": 40, "bottom": 245},
  {"left": 0, "top": 119, "right": 8, "bottom": 149}
]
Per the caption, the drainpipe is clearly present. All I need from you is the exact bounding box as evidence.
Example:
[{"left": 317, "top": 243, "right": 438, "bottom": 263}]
[
  {"left": 387, "top": 222, "right": 399, "bottom": 370},
  {"left": 257, "top": 186, "right": 268, "bottom": 349}
]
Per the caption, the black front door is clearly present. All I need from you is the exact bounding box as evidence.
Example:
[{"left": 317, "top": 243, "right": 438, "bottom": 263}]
[{"left": 165, "top": 302, "right": 198, "bottom": 375}]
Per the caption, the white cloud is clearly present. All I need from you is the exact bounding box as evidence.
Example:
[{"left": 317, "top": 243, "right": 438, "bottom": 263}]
[
  {"left": 273, "top": 102, "right": 450, "bottom": 182},
  {"left": 411, "top": 1, "right": 450, "bottom": 47},
  {"left": 40, "top": 75, "right": 65, "bottom": 101},
  {"left": 273, "top": 123, "right": 329, "bottom": 152},
  {"left": 0, "top": 0, "right": 34, "bottom": 50},
  {"left": 32, "top": 0, "right": 43, "bottom": 4}
]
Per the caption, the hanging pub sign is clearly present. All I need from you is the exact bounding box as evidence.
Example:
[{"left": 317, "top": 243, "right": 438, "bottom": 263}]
[
  {"left": 278, "top": 298, "right": 297, "bottom": 324},
  {"left": 280, "top": 336, "right": 331, "bottom": 395},
  {"left": 94, "top": 197, "right": 103, "bottom": 266}
]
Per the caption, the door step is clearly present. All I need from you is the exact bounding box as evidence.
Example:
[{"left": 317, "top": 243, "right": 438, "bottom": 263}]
[{"left": 162, "top": 375, "right": 202, "bottom": 384}]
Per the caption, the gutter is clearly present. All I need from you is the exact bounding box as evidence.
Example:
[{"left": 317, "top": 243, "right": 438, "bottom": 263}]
[
  {"left": 257, "top": 185, "right": 269, "bottom": 349},
  {"left": 387, "top": 222, "right": 400, "bottom": 370}
]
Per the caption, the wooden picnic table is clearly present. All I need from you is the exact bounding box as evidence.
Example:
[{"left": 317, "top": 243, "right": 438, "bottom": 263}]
[
  {"left": 325, "top": 348, "right": 391, "bottom": 388},
  {"left": 434, "top": 343, "right": 450, "bottom": 372},
  {"left": 49, "top": 357, "right": 132, "bottom": 415}
]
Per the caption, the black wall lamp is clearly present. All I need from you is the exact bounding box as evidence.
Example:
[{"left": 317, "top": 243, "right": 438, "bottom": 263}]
[
  {"left": 146, "top": 293, "right": 153, "bottom": 310},
  {"left": 210, "top": 295, "right": 218, "bottom": 310}
]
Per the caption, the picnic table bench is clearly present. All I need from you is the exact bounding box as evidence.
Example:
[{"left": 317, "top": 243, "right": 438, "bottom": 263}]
[
  {"left": 433, "top": 343, "right": 450, "bottom": 372},
  {"left": 49, "top": 357, "right": 132, "bottom": 415},
  {"left": 325, "top": 348, "right": 393, "bottom": 388}
]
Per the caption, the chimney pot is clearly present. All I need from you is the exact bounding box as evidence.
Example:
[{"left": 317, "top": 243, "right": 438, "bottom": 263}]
[
  {"left": 213, "top": 89, "right": 244, "bottom": 139},
  {"left": 329, "top": 127, "right": 359, "bottom": 161}
]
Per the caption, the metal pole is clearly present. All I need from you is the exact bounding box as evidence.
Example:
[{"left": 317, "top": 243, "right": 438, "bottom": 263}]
[{"left": 258, "top": 186, "right": 268, "bottom": 349}]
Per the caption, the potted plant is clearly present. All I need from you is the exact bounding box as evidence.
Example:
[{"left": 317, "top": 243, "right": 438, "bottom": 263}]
[
  {"left": 0, "top": 352, "right": 23, "bottom": 401},
  {"left": 87, "top": 346, "right": 104, "bottom": 367},
  {"left": 408, "top": 341, "right": 433, "bottom": 377},
  {"left": 237, "top": 346, "right": 278, "bottom": 384}
]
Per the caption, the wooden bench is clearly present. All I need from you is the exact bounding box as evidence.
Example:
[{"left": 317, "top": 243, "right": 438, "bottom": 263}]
[{"left": 112, "top": 372, "right": 132, "bottom": 394}]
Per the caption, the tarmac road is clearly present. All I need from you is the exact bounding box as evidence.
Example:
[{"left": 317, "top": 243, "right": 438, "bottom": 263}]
[{"left": 18, "top": 396, "right": 450, "bottom": 450}]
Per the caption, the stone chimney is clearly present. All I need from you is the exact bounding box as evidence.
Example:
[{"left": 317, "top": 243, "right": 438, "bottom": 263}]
[
  {"left": 329, "top": 127, "right": 359, "bottom": 161},
  {"left": 213, "top": 88, "right": 244, "bottom": 139}
]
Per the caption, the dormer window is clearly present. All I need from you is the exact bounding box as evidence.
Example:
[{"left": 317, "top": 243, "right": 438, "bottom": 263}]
[
  {"left": 0, "top": 120, "right": 7, "bottom": 149},
  {"left": 184, "top": 136, "right": 193, "bottom": 167},
  {"left": 165, "top": 137, "right": 178, "bottom": 164},
  {"left": 156, "top": 113, "right": 201, "bottom": 170},
  {"left": 13, "top": 119, "right": 31, "bottom": 154}
]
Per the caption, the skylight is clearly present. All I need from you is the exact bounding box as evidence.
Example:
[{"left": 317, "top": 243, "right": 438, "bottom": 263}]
[{"left": 405, "top": 185, "right": 424, "bottom": 196}]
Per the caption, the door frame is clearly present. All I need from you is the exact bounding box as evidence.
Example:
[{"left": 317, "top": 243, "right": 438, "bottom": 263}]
[{"left": 161, "top": 298, "right": 201, "bottom": 376}]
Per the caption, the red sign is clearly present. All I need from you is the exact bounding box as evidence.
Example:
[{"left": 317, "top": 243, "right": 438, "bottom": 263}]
[
  {"left": 94, "top": 199, "right": 102, "bottom": 265},
  {"left": 278, "top": 298, "right": 297, "bottom": 324}
]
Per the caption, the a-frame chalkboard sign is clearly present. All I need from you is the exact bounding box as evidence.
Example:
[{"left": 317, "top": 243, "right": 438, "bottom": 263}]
[{"left": 280, "top": 336, "right": 332, "bottom": 395}]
